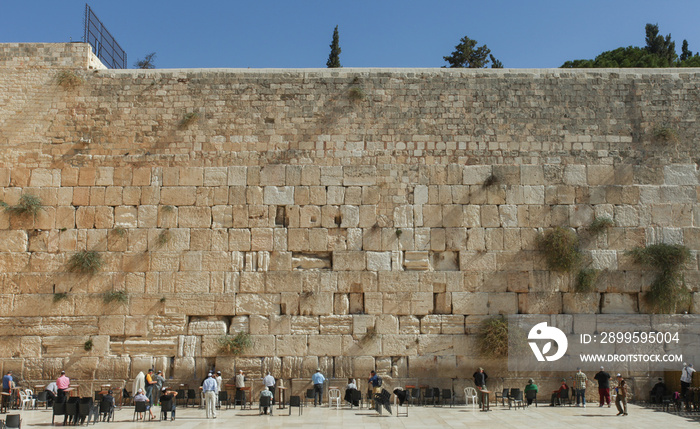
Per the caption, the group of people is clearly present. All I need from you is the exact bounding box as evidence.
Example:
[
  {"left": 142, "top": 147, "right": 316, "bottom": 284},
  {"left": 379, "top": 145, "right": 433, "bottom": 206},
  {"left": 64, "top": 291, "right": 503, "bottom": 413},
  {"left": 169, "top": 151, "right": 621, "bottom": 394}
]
[{"left": 472, "top": 366, "right": 631, "bottom": 415}]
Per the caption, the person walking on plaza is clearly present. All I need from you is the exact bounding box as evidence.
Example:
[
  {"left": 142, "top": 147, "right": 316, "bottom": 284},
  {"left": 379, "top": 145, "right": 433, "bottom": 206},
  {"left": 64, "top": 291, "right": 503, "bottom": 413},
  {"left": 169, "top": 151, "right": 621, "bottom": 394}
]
[
  {"left": 56, "top": 371, "right": 70, "bottom": 403},
  {"left": 145, "top": 369, "right": 156, "bottom": 403},
  {"left": 573, "top": 367, "right": 588, "bottom": 407},
  {"left": 368, "top": 370, "right": 382, "bottom": 407},
  {"left": 312, "top": 368, "right": 325, "bottom": 406},
  {"left": 615, "top": 374, "right": 628, "bottom": 416},
  {"left": 681, "top": 363, "right": 695, "bottom": 410},
  {"left": 202, "top": 373, "right": 218, "bottom": 418},
  {"left": 594, "top": 366, "right": 611, "bottom": 407},
  {"left": 154, "top": 370, "right": 165, "bottom": 405}
]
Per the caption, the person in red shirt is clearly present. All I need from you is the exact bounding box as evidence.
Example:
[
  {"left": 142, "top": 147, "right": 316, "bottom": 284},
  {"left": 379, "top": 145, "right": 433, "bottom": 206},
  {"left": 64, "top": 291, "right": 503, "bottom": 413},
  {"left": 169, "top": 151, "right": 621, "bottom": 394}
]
[{"left": 550, "top": 379, "right": 570, "bottom": 406}]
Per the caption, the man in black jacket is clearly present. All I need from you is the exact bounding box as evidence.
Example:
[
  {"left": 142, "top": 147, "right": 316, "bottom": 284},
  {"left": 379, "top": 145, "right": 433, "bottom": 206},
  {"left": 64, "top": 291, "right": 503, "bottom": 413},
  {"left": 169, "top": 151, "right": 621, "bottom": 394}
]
[
  {"left": 593, "top": 366, "right": 611, "bottom": 407},
  {"left": 473, "top": 368, "right": 488, "bottom": 405}
]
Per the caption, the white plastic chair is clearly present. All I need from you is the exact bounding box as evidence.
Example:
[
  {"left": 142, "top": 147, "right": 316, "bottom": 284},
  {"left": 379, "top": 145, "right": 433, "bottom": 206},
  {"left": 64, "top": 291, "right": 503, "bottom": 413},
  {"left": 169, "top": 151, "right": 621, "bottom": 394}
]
[
  {"left": 328, "top": 388, "right": 341, "bottom": 409},
  {"left": 19, "top": 390, "right": 34, "bottom": 410},
  {"left": 464, "top": 387, "right": 478, "bottom": 409}
]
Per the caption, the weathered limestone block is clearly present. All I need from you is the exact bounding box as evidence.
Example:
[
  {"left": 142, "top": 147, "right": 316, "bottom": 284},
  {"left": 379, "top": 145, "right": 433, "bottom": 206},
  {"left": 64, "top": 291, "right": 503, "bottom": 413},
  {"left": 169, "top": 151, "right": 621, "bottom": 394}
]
[
  {"left": 227, "top": 166, "right": 247, "bottom": 186},
  {"left": 263, "top": 186, "right": 294, "bottom": 205},
  {"left": 340, "top": 205, "right": 359, "bottom": 228},
  {"left": 463, "top": 165, "right": 491, "bottom": 185},
  {"left": 601, "top": 293, "right": 639, "bottom": 313},
  {"left": 382, "top": 335, "right": 418, "bottom": 356},
  {"left": 452, "top": 292, "right": 488, "bottom": 315},
  {"left": 422, "top": 205, "right": 442, "bottom": 228},
  {"left": 420, "top": 315, "right": 441, "bottom": 334},
  {"left": 319, "top": 315, "right": 353, "bottom": 335},
  {"left": 562, "top": 293, "right": 600, "bottom": 314},
  {"left": 308, "top": 335, "right": 342, "bottom": 356},
  {"left": 664, "top": 164, "right": 698, "bottom": 185},
  {"left": 518, "top": 292, "right": 562, "bottom": 314},
  {"left": 341, "top": 333, "right": 381, "bottom": 356},
  {"left": 488, "top": 293, "right": 518, "bottom": 315},
  {"left": 150, "top": 315, "right": 187, "bottom": 336},
  {"left": 299, "top": 292, "right": 333, "bottom": 316},
  {"left": 238, "top": 335, "right": 275, "bottom": 357},
  {"left": 417, "top": 335, "right": 454, "bottom": 356},
  {"left": 441, "top": 315, "right": 465, "bottom": 334},
  {"left": 343, "top": 165, "right": 376, "bottom": 186},
  {"left": 290, "top": 315, "right": 319, "bottom": 334},
  {"left": 590, "top": 250, "right": 618, "bottom": 270},
  {"left": 333, "top": 251, "right": 366, "bottom": 271},
  {"left": 178, "top": 206, "right": 211, "bottom": 228},
  {"left": 460, "top": 252, "right": 496, "bottom": 271},
  {"left": 398, "top": 315, "right": 420, "bottom": 334},
  {"left": 236, "top": 293, "right": 279, "bottom": 315},
  {"left": 365, "top": 251, "right": 391, "bottom": 271},
  {"left": 403, "top": 251, "right": 430, "bottom": 271},
  {"left": 230, "top": 315, "right": 249, "bottom": 333},
  {"left": 518, "top": 165, "right": 543, "bottom": 185}
]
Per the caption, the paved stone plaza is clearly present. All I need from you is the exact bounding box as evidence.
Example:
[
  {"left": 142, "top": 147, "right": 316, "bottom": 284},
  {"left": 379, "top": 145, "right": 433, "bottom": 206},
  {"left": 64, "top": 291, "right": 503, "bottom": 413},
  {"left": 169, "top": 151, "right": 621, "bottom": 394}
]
[{"left": 10, "top": 403, "right": 700, "bottom": 429}]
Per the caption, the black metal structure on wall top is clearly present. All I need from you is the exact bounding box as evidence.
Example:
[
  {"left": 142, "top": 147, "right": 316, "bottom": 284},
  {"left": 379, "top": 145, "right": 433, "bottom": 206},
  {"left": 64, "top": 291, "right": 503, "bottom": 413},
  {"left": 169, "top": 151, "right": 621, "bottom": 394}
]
[{"left": 83, "top": 3, "right": 127, "bottom": 69}]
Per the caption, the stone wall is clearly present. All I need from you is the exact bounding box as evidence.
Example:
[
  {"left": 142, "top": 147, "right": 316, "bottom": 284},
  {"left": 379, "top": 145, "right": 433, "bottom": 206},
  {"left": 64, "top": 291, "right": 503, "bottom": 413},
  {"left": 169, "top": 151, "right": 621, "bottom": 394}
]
[{"left": 0, "top": 43, "right": 698, "bottom": 398}]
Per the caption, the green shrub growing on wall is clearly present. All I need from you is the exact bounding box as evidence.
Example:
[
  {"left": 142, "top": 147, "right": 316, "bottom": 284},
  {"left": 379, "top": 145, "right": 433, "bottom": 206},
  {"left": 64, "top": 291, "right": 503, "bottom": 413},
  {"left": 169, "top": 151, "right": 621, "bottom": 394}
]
[
  {"left": 3, "top": 194, "right": 43, "bottom": 218},
  {"left": 103, "top": 290, "right": 128, "bottom": 304},
  {"left": 179, "top": 112, "right": 199, "bottom": 129},
  {"left": 218, "top": 332, "right": 252, "bottom": 355},
  {"left": 589, "top": 217, "right": 614, "bottom": 235},
  {"left": 628, "top": 243, "right": 691, "bottom": 313},
  {"left": 576, "top": 268, "right": 599, "bottom": 293},
  {"left": 56, "top": 70, "right": 83, "bottom": 89},
  {"left": 67, "top": 250, "right": 104, "bottom": 274},
  {"left": 537, "top": 227, "right": 581, "bottom": 272},
  {"left": 479, "top": 316, "right": 510, "bottom": 358}
]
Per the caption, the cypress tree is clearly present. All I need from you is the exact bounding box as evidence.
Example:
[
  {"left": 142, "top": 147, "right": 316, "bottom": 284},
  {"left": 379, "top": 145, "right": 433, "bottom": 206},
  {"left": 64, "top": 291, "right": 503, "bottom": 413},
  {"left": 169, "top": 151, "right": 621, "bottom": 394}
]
[{"left": 326, "top": 25, "right": 342, "bottom": 68}]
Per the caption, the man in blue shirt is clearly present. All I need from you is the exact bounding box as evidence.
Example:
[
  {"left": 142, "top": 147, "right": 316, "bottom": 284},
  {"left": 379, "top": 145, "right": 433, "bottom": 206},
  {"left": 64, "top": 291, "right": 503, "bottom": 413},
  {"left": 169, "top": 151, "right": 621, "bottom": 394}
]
[
  {"left": 312, "top": 369, "right": 325, "bottom": 406},
  {"left": 202, "top": 373, "right": 218, "bottom": 418},
  {"left": 2, "top": 371, "right": 13, "bottom": 393},
  {"left": 368, "top": 370, "right": 382, "bottom": 407}
]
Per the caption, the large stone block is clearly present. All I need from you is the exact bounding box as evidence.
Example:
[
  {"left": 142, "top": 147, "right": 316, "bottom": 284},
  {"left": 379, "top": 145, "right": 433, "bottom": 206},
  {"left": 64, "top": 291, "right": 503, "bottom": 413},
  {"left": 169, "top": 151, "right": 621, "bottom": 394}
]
[{"left": 601, "top": 293, "right": 639, "bottom": 313}]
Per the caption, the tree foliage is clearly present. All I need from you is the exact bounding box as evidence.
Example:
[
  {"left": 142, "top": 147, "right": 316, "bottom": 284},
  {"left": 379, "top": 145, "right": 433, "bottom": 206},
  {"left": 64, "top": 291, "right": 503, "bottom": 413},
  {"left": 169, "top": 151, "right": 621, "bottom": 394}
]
[
  {"left": 134, "top": 52, "right": 156, "bottom": 69},
  {"left": 326, "top": 25, "right": 341, "bottom": 68},
  {"left": 443, "top": 36, "right": 494, "bottom": 68},
  {"left": 562, "top": 23, "right": 699, "bottom": 68},
  {"left": 489, "top": 54, "right": 503, "bottom": 68}
]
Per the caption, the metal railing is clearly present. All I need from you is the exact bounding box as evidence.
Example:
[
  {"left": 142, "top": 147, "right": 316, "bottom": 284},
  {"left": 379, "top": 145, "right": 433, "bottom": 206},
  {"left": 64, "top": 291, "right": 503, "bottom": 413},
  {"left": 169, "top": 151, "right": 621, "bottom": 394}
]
[{"left": 83, "top": 3, "right": 127, "bottom": 69}]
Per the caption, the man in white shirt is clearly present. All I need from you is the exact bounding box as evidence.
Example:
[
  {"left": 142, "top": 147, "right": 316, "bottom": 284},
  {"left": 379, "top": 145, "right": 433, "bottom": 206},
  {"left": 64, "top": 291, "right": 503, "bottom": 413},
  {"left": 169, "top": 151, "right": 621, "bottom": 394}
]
[
  {"left": 681, "top": 363, "right": 695, "bottom": 410},
  {"left": 215, "top": 371, "right": 222, "bottom": 408},
  {"left": 263, "top": 372, "right": 275, "bottom": 403}
]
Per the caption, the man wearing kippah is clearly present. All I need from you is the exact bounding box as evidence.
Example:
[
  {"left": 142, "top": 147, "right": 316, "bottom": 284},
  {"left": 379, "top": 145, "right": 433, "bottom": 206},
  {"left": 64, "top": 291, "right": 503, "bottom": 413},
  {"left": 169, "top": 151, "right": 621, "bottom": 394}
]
[{"left": 202, "top": 373, "right": 218, "bottom": 418}]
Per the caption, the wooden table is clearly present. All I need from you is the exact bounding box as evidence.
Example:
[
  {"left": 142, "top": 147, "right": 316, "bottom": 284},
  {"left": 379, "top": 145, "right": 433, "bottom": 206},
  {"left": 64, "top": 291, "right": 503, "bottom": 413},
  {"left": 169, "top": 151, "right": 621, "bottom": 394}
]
[
  {"left": 480, "top": 390, "right": 491, "bottom": 411},
  {"left": 277, "top": 386, "right": 287, "bottom": 409},
  {"left": 1, "top": 392, "right": 9, "bottom": 413},
  {"left": 68, "top": 385, "right": 80, "bottom": 397}
]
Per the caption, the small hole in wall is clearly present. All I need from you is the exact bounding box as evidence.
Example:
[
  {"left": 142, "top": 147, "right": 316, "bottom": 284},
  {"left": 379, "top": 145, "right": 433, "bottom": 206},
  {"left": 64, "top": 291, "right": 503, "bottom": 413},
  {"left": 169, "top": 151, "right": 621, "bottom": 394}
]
[
  {"left": 275, "top": 206, "right": 286, "bottom": 226},
  {"left": 265, "top": 118, "right": 275, "bottom": 124}
]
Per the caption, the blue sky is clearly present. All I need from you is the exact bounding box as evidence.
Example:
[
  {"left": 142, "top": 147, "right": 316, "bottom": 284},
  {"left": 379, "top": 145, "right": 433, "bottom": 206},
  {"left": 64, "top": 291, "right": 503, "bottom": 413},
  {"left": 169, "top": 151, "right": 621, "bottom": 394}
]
[{"left": 2, "top": 0, "right": 700, "bottom": 69}]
